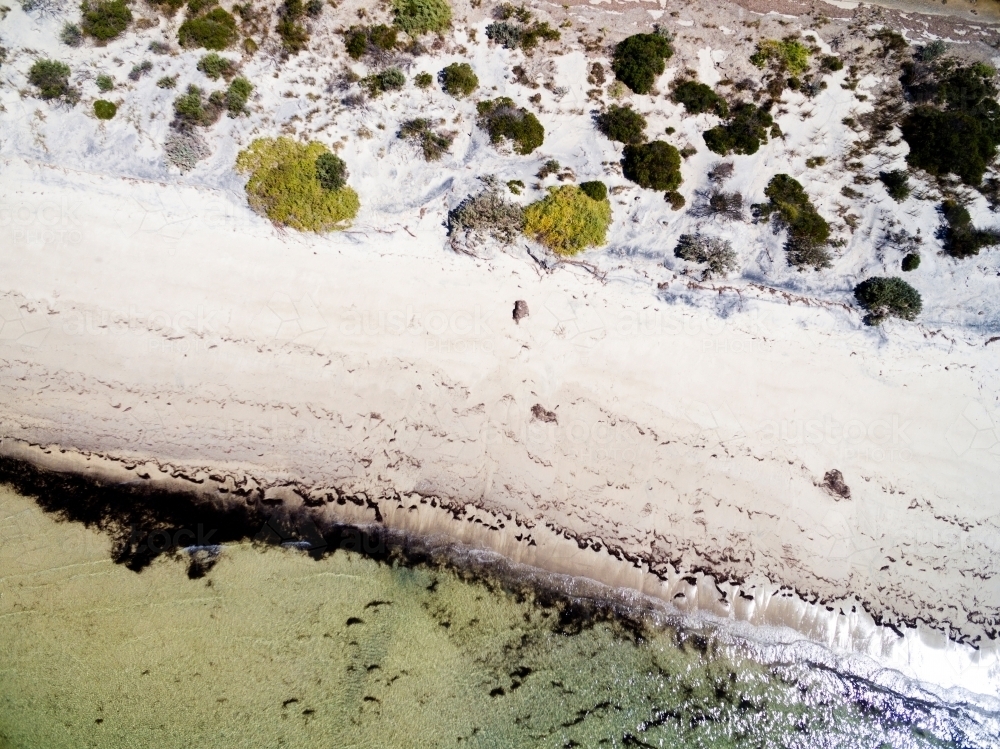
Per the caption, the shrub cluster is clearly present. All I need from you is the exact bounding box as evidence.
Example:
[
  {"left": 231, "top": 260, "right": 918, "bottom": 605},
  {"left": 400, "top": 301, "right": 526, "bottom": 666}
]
[
  {"left": 392, "top": 0, "right": 452, "bottom": 36},
  {"left": 93, "top": 99, "right": 117, "bottom": 119},
  {"left": 674, "top": 234, "right": 737, "bottom": 279},
  {"left": 363, "top": 67, "right": 406, "bottom": 96},
  {"left": 61, "top": 21, "right": 83, "bottom": 47},
  {"left": 485, "top": 19, "right": 559, "bottom": 51},
  {"left": 757, "top": 174, "right": 831, "bottom": 269},
  {"left": 476, "top": 97, "right": 544, "bottom": 154},
  {"left": 878, "top": 170, "right": 910, "bottom": 202},
  {"left": 901, "top": 63, "right": 1000, "bottom": 185},
  {"left": 197, "top": 52, "right": 237, "bottom": 80},
  {"left": 621, "top": 141, "right": 682, "bottom": 191},
  {"left": 448, "top": 178, "right": 525, "bottom": 248},
  {"left": 276, "top": 0, "right": 309, "bottom": 53},
  {"left": 439, "top": 62, "right": 478, "bottom": 98},
  {"left": 854, "top": 277, "right": 922, "bottom": 324},
  {"left": 315, "top": 152, "right": 348, "bottom": 190},
  {"left": 595, "top": 104, "right": 646, "bottom": 144},
  {"left": 178, "top": 6, "right": 238, "bottom": 50},
  {"left": 172, "top": 84, "right": 224, "bottom": 128},
  {"left": 28, "top": 59, "right": 77, "bottom": 102},
  {"left": 165, "top": 129, "right": 209, "bottom": 171},
  {"left": 81, "top": 0, "right": 132, "bottom": 41},
  {"left": 750, "top": 37, "right": 810, "bottom": 75},
  {"left": 96, "top": 73, "right": 114, "bottom": 91},
  {"left": 703, "top": 102, "right": 774, "bottom": 156},
  {"left": 398, "top": 118, "right": 454, "bottom": 161},
  {"left": 128, "top": 60, "right": 153, "bottom": 81},
  {"left": 225, "top": 76, "right": 252, "bottom": 115},
  {"left": 938, "top": 200, "right": 1000, "bottom": 258},
  {"left": 523, "top": 184, "right": 612, "bottom": 255},
  {"left": 671, "top": 80, "right": 728, "bottom": 117},
  {"left": 236, "top": 138, "right": 360, "bottom": 232},
  {"left": 611, "top": 32, "right": 673, "bottom": 94},
  {"left": 344, "top": 24, "right": 397, "bottom": 60}
]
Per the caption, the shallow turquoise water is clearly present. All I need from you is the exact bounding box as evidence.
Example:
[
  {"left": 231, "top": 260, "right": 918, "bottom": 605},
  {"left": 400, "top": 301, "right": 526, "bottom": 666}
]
[{"left": 0, "top": 486, "right": 996, "bottom": 748}]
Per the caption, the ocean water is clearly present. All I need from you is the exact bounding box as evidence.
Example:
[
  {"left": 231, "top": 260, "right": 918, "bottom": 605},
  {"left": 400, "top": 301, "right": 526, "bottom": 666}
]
[{"left": 0, "top": 484, "right": 997, "bottom": 749}]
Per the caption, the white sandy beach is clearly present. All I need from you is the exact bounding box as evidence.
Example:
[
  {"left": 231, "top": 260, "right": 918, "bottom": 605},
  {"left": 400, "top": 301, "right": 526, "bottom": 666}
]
[{"left": 2, "top": 0, "right": 1000, "bottom": 701}]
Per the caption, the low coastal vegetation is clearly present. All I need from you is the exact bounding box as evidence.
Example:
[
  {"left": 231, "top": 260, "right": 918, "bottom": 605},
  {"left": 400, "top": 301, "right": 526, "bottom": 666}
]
[
  {"left": 703, "top": 103, "right": 774, "bottom": 156},
  {"left": 398, "top": 118, "right": 454, "bottom": 161},
  {"left": 93, "top": 99, "right": 116, "bottom": 119},
  {"left": 674, "top": 234, "right": 738, "bottom": 279},
  {"left": 391, "top": 0, "right": 451, "bottom": 36},
  {"left": 179, "top": 5, "right": 238, "bottom": 50},
  {"left": 235, "top": 138, "right": 360, "bottom": 232},
  {"left": 197, "top": 52, "right": 237, "bottom": 80},
  {"left": 939, "top": 200, "right": 1000, "bottom": 258},
  {"left": 523, "top": 183, "right": 612, "bottom": 255},
  {"left": 621, "top": 141, "right": 682, "bottom": 192},
  {"left": 448, "top": 177, "right": 525, "bottom": 249},
  {"left": 485, "top": 3, "right": 559, "bottom": 51},
  {"left": 363, "top": 67, "right": 406, "bottom": 96},
  {"left": 854, "top": 277, "right": 922, "bottom": 324},
  {"left": 671, "top": 80, "right": 728, "bottom": 117},
  {"left": 344, "top": 24, "right": 397, "bottom": 60},
  {"left": 28, "top": 59, "right": 77, "bottom": 103},
  {"left": 755, "top": 174, "right": 831, "bottom": 269},
  {"left": 750, "top": 37, "right": 811, "bottom": 76},
  {"left": 596, "top": 104, "right": 646, "bottom": 145},
  {"left": 879, "top": 170, "right": 910, "bottom": 202},
  {"left": 277, "top": 0, "right": 310, "bottom": 54},
  {"left": 612, "top": 31, "right": 673, "bottom": 94},
  {"left": 477, "top": 97, "right": 544, "bottom": 154},
  {"left": 80, "top": 0, "right": 132, "bottom": 41},
  {"left": 439, "top": 62, "right": 478, "bottom": 98}
]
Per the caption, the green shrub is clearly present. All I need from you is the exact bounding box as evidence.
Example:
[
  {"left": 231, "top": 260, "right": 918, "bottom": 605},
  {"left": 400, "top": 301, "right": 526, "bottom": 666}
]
[
  {"left": 872, "top": 28, "right": 907, "bottom": 57},
  {"left": 595, "top": 104, "right": 646, "bottom": 144},
  {"left": 917, "top": 40, "right": 946, "bottom": 62},
  {"left": 172, "top": 84, "right": 223, "bottom": 127},
  {"left": 821, "top": 55, "right": 843, "bottom": 72},
  {"left": 703, "top": 102, "right": 773, "bottom": 156},
  {"left": 579, "top": 180, "right": 607, "bottom": 202},
  {"left": 901, "top": 253, "right": 920, "bottom": 271},
  {"left": 93, "top": 99, "right": 116, "bottom": 119},
  {"left": 236, "top": 138, "right": 360, "bottom": 232},
  {"left": 507, "top": 179, "right": 524, "bottom": 195},
  {"left": 485, "top": 21, "right": 522, "bottom": 49},
  {"left": 536, "top": 159, "right": 560, "bottom": 179},
  {"left": 276, "top": 0, "right": 308, "bottom": 53},
  {"left": 61, "top": 22, "right": 83, "bottom": 47},
  {"left": 671, "top": 80, "right": 728, "bottom": 117},
  {"left": 306, "top": 0, "right": 323, "bottom": 17},
  {"left": 440, "top": 62, "right": 478, "bottom": 98},
  {"left": 611, "top": 32, "right": 673, "bottom": 94},
  {"left": 392, "top": 0, "right": 452, "bottom": 36},
  {"left": 939, "top": 199, "right": 1000, "bottom": 258},
  {"left": 315, "top": 152, "right": 348, "bottom": 190},
  {"left": 487, "top": 17, "right": 559, "bottom": 51},
  {"left": 879, "top": 170, "right": 910, "bottom": 202},
  {"left": 398, "top": 118, "right": 454, "bottom": 161},
  {"left": 750, "top": 38, "right": 810, "bottom": 75},
  {"left": 197, "top": 52, "right": 236, "bottom": 80},
  {"left": 758, "top": 174, "right": 831, "bottom": 269},
  {"left": 128, "top": 60, "right": 153, "bottom": 81},
  {"left": 178, "top": 7, "right": 238, "bottom": 50},
  {"left": 225, "top": 76, "right": 252, "bottom": 115},
  {"left": 448, "top": 178, "right": 525, "bottom": 247},
  {"left": 415, "top": 71, "right": 433, "bottom": 88},
  {"left": 157, "top": 75, "right": 178, "bottom": 89},
  {"left": 621, "top": 140, "right": 682, "bottom": 191},
  {"left": 477, "top": 97, "right": 544, "bottom": 154},
  {"left": 345, "top": 24, "right": 397, "bottom": 59},
  {"left": 902, "top": 107, "right": 996, "bottom": 186},
  {"left": 80, "top": 0, "right": 132, "bottom": 41},
  {"left": 187, "top": 0, "right": 217, "bottom": 14},
  {"left": 666, "top": 191, "right": 685, "bottom": 210},
  {"left": 96, "top": 73, "right": 114, "bottom": 92},
  {"left": 854, "top": 277, "right": 922, "bottom": 324},
  {"left": 28, "top": 59, "right": 72, "bottom": 101},
  {"left": 523, "top": 185, "right": 612, "bottom": 255},
  {"left": 363, "top": 67, "right": 406, "bottom": 96}
]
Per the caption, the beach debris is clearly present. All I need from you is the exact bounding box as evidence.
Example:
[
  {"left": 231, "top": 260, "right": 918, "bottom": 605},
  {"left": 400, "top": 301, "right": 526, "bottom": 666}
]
[
  {"left": 531, "top": 403, "right": 557, "bottom": 423},
  {"left": 822, "top": 470, "right": 851, "bottom": 500},
  {"left": 513, "top": 300, "right": 529, "bottom": 323}
]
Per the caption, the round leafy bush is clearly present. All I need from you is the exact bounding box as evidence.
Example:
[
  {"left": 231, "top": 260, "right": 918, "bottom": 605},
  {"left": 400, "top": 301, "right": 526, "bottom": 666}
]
[
  {"left": 902, "top": 106, "right": 996, "bottom": 186},
  {"left": 671, "top": 80, "right": 728, "bottom": 117},
  {"left": 345, "top": 24, "right": 397, "bottom": 59},
  {"left": 596, "top": 104, "right": 646, "bottom": 144},
  {"left": 939, "top": 199, "right": 1000, "bottom": 258},
  {"left": 28, "top": 59, "right": 72, "bottom": 100},
  {"left": 315, "top": 152, "right": 348, "bottom": 190},
  {"left": 621, "top": 140, "right": 682, "bottom": 191},
  {"left": 578, "top": 180, "right": 607, "bottom": 202},
  {"left": 96, "top": 73, "right": 114, "bottom": 92},
  {"left": 363, "top": 67, "right": 406, "bottom": 96},
  {"left": 878, "top": 169, "right": 910, "bottom": 202},
  {"left": 750, "top": 38, "right": 810, "bottom": 75},
  {"left": 225, "top": 76, "right": 253, "bottom": 115},
  {"left": 187, "top": 0, "right": 217, "bottom": 13},
  {"left": 854, "top": 277, "right": 922, "bottom": 324},
  {"left": 178, "top": 8, "right": 238, "bottom": 50},
  {"left": 398, "top": 118, "right": 454, "bottom": 161},
  {"left": 197, "top": 52, "right": 236, "bottom": 80},
  {"left": 703, "top": 103, "right": 773, "bottom": 156},
  {"left": 666, "top": 191, "right": 685, "bottom": 210},
  {"left": 172, "top": 84, "right": 223, "bottom": 128},
  {"left": 760, "top": 174, "right": 831, "bottom": 269},
  {"left": 81, "top": 0, "right": 132, "bottom": 41},
  {"left": 93, "top": 99, "right": 117, "bottom": 119},
  {"left": 901, "top": 253, "right": 920, "bottom": 271},
  {"left": 524, "top": 185, "right": 612, "bottom": 255},
  {"left": 61, "top": 22, "right": 83, "bottom": 47},
  {"left": 439, "top": 62, "right": 478, "bottom": 98},
  {"left": 477, "top": 97, "right": 544, "bottom": 155},
  {"left": 236, "top": 138, "right": 360, "bottom": 232},
  {"left": 414, "top": 71, "right": 433, "bottom": 88},
  {"left": 392, "top": 0, "right": 452, "bottom": 36},
  {"left": 612, "top": 33, "right": 673, "bottom": 94}
]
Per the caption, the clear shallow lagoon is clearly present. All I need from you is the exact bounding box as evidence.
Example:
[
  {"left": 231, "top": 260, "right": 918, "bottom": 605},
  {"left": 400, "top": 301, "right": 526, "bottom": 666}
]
[{"left": 0, "top": 485, "right": 997, "bottom": 749}]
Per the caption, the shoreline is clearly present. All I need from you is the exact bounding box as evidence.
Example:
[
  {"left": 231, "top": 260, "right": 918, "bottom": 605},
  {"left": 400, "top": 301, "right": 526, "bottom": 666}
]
[{"left": 4, "top": 438, "right": 998, "bottom": 701}]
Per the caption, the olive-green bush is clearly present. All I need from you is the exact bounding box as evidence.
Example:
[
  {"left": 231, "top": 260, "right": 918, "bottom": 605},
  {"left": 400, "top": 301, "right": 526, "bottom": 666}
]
[
  {"left": 671, "top": 80, "right": 728, "bottom": 117},
  {"left": 398, "top": 118, "right": 454, "bottom": 161},
  {"left": 344, "top": 24, "right": 397, "bottom": 59},
  {"left": 225, "top": 76, "right": 252, "bottom": 115},
  {"left": 440, "top": 62, "right": 478, "bottom": 98},
  {"left": 758, "top": 174, "right": 831, "bottom": 269},
  {"left": 315, "top": 152, "right": 348, "bottom": 190},
  {"left": 578, "top": 181, "right": 607, "bottom": 202},
  {"left": 611, "top": 33, "right": 673, "bottom": 94},
  {"left": 277, "top": 0, "right": 309, "bottom": 53},
  {"left": 854, "top": 277, "right": 922, "bottom": 324},
  {"left": 901, "top": 253, "right": 920, "bottom": 271},
  {"left": 477, "top": 97, "right": 544, "bottom": 154},
  {"left": 703, "top": 103, "right": 773, "bottom": 155},
  {"left": 80, "top": 0, "right": 132, "bottom": 41},
  {"left": 621, "top": 141, "right": 682, "bottom": 192},
  {"left": 750, "top": 38, "right": 810, "bottom": 75},
  {"left": 523, "top": 184, "right": 612, "bottom": 255},
  {"left": 93, "top": 99, "right": 116, "bottom": 119},
  {"left": 595, "top": 104, "right": 646, "bottom": 144},
  {"left": 172, "top": 84, "right": 224, "bottom": 127},
  {"left": 197, "top": 52, "right": 236, "bottom": 80},
  {"left": 939, "top": 200, "right": 1000, "bottom": 258},
  {"left": 363, "top": 67, "right": 406, "bottom": 96},
  {"left": 178, "top": 7, "right": 238, "bottom": 50},
  {"left": 236, "top": 138, "right": 360, "bottom": 232},
  {"left": 28, "top": 59, "right": 73, "bottom": 101},
  {"left": 96, "top": 73, "right": 114, "bottom": 92},
  {"left": 392, "top": 0, "right": 452, "bottom": 36},
  {"left": 879, "top": 170, "right": 910, "bottom": 202}
]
